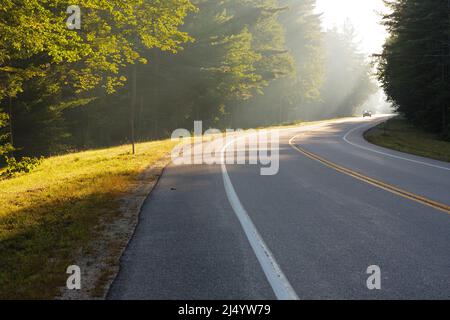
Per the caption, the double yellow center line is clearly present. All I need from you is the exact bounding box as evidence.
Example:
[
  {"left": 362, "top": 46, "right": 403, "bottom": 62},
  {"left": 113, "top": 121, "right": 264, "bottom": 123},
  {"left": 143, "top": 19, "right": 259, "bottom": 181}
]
[{"left": 289, "top": 135, "right": 450, "bottom": 215}]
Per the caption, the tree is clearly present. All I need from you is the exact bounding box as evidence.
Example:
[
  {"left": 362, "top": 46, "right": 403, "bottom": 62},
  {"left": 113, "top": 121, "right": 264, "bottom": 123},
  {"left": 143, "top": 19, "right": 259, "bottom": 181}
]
[
  {"left": 318, "top": 24, "right": 377, "bottom": 119},
  {"left": 378, "top": 0, "right": 450, "bottom": 137},
  {"left": 0, "top": 0, "right": 196, "bottom": 155},
  {"left": 0, "top": 109, "right": 13, "bottom": 161},
  {"left": 69, "top": 0, "right": 295, "bottom": 143},
  {"left": 238, "top": 0, "right": 326, "bottom": 126}
]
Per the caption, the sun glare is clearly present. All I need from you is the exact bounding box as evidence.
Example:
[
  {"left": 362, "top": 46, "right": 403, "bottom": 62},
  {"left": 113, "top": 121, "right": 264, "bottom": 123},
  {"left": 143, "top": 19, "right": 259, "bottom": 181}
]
[{"left": 315, "top": 0, "right": 389, "bottom": 54}]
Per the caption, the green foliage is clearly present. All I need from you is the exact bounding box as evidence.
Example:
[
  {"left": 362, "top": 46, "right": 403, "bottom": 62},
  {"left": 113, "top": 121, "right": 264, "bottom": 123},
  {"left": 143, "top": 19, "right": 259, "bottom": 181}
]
[
  {"left": 214, "top": 28, "right": 264, "bottom": 100},
  {"left": 2, "top": 156, "right": 43, "bottom": 178},
  {"left": 281, "top": 0, "right": 325, "bottom": 103},
  {"left": 0, "top": 109, "right": 13, "bottom": 159},
  {"left": 243, "top": 0, "right": 325, "bottom": 125},
  {"left": 0, "top": 0, "right": 196, "bottom": 155},
  {"left": 79, "top": 0, "right": 296, "bottom": 136},
  {"left": 240, "top": 3, "right": 376, "bottom": 126},
  {"left": 0, "top": 0, "right": 196, "bottom": 99},
  {"left": 378, "top": 0, "right": 450, "bottom": 137}
]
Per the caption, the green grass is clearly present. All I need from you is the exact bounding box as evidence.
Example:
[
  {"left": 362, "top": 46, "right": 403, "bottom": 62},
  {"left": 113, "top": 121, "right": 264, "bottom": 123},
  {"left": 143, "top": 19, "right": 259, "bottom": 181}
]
[
  {"left": 0, "top": 140, "right": 176, "bottom": 299},
  {"left": 364, "top": 118, "right": 450, "bottom": 163}
]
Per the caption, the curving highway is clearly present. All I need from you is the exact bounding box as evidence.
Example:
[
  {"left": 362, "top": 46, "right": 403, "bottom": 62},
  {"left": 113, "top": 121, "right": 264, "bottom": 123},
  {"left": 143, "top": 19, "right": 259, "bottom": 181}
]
[{"left": 109, "top": 116, "right": 450, "bottom": 300}]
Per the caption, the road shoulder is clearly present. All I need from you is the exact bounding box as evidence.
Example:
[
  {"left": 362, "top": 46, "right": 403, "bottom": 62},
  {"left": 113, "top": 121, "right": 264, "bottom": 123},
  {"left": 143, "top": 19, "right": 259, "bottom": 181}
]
[{"left": 364, "top": 117, "right": 450, "bottom": 163}]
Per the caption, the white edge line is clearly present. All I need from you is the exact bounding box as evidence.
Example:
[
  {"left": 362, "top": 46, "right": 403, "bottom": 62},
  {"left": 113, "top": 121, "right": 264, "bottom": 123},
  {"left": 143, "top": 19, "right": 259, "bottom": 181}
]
[
  {"left": 217, "top": 117, "right": 401, "bottom": 300},
  {"left": 343, "top": 121, "right": 450, "bottom": 171},
  {"left": 219, "top": 117, "right": 448, "bottom": 300},
  {"left": 220, "top": 135, "right": 299, "bottom": 301}
]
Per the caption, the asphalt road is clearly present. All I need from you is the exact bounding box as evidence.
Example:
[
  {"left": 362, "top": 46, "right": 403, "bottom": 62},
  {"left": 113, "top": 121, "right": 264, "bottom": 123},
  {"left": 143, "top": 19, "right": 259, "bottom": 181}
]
[{"left": 108, "top": 116, "right": 450, "bottom": 300}]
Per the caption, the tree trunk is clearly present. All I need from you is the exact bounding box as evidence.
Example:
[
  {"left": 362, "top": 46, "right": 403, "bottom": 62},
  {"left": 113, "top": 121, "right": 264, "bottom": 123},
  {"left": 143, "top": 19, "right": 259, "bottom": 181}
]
[
  {"left": 130, "top": 64, "right": 137, "bottom": 155},
  {"left": 8, "top": 96, "right": 14, "bottom": 156},
  {"left": 137, "top": 95, "right": 144, "bottom": 140}
]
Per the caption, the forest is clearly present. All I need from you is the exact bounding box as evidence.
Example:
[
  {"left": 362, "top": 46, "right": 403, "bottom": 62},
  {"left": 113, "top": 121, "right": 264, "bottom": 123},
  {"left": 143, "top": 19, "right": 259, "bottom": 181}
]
[
  {"left": 1, "top": 0, "right": 379, "bottom": 163},
  {"left": 378, "top": 0, "right": 450, "bottom": 139}
]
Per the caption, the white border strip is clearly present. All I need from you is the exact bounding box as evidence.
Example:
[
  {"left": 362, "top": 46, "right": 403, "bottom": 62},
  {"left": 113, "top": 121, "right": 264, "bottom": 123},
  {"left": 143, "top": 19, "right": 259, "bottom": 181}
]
[
  {"left": 220, "top": 136, "right": 299, "bottom": 300},
  {"left": 343, "top": 122, "right": 450, "bottom": 171}
]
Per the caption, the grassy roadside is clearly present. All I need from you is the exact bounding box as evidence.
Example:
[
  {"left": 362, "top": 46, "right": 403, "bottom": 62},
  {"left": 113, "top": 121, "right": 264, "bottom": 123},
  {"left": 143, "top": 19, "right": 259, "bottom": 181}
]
[
  {"left": 364, "top": 117, "right": 450, "bottom": 163},
  {"left": 0, "top": 140, "right": 176, "bottom": 299}
]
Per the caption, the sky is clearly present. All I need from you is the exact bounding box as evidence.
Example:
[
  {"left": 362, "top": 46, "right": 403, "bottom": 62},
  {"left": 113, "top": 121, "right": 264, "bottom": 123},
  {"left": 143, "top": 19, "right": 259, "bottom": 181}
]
[{"left": 315, "top": 0, "right": 390, "bottom": 54}]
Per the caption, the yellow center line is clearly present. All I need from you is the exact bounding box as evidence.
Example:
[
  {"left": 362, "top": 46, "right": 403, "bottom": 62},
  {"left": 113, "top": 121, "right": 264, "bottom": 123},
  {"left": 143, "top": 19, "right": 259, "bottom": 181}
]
[{"left": 289, "top": 135, "right": 450, "bottom": 215}]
